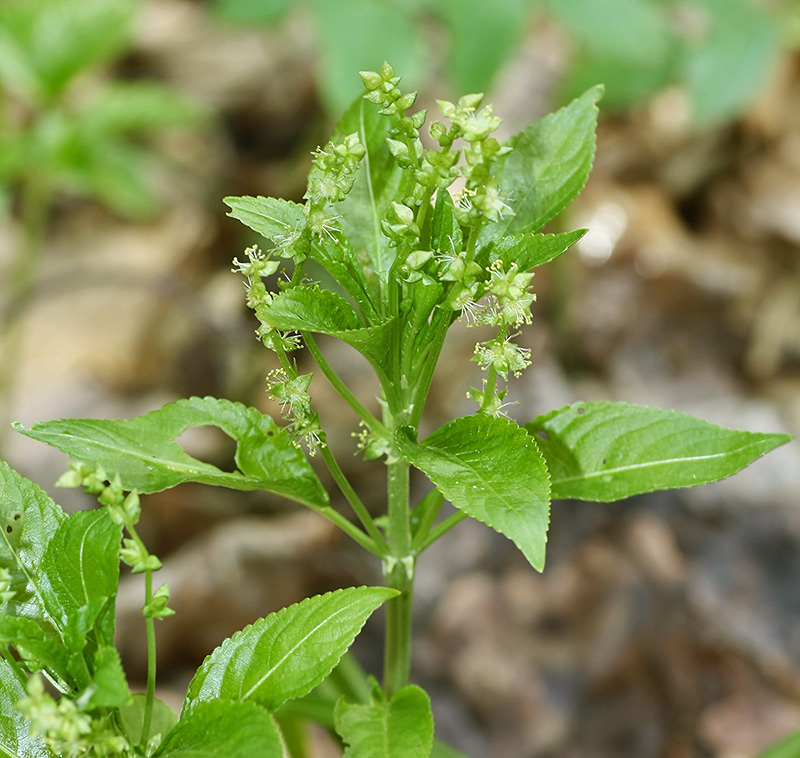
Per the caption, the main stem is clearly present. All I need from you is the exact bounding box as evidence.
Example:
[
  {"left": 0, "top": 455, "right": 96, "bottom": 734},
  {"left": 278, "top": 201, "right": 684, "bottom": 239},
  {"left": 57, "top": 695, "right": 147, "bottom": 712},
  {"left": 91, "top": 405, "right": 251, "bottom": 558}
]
[{"left": 383, "top": 454, "right": 414, "bottom": 697}]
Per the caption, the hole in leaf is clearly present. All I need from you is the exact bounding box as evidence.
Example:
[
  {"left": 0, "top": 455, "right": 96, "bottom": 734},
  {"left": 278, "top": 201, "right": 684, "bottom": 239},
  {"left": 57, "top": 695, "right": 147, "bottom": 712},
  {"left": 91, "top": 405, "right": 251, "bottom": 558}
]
[
  {"left": 536, "top": 430, "right": 549, "bottom": 441},
  {"left": 5, "top": 524, "right": 12, "bottom": 534},
  {"left": 173, "top": 426, "right": 239, "bottom": 473},
  {"left": 12, "top": 513, "right": 21, "bottom": 521},
  {"left": 577, "top": 407, "right": 585, "bottom": 416}
]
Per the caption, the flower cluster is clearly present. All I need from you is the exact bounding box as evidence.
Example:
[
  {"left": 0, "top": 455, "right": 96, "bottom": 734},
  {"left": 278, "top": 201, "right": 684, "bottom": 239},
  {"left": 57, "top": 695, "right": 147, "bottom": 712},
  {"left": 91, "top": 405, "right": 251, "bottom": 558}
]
[
  {"left": 266, "top": 368, "right": 322, "bottom": 455},
  {"left": 233, "top": 246, "right": 299, "bottom": 354},
  {"left": 17, "top": 676, "right": 130, "bottom": 758},
  {"left": 305, "top": 132, "right": 366, "bottom": 208}
]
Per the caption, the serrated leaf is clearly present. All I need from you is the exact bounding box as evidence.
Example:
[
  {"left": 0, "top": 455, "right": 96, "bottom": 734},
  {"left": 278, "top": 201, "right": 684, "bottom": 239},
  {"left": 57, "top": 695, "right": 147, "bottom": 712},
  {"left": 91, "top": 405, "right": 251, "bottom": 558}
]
[
  {"left": 84, "top": 646, "right": 129, "bottom": 709},
  {"left": 396, "top": 416, "right": 551, "bottom": 571},
  {"left": 184, "top": 586, "right": 398, "bottom": 712},
  {"left": 0, "top": 616, "right": 69, "bottom": 686},
  {"left": 482, "top": 229, "right": 586, "bottom": 271},
  {"left": 335, "top": 684, "right": 434, "bottom": 758},
  {"left": 224, "top": 195, "right": 306, "bottom": 245},
  {"left": 0, "top": 461, "right": 64, "bottom": 623},
  {"left": 13, "top": 396, "right": 328, "bottom": 510},
  {"left": 0, "top": 659, "right": 54, "bottom": 758},
  {"left": 333, "top": 98, "right": 404, "bottom": 292},
  {"left": 481, "top": 85, "right": 602, "bottom": 242},
  {"left": 40, "top": 510, "right": 120, "bottom": 646},
  {"left": 262, "top": 287, "right": 394, "bottom": 379},
  {"left": 154, "top": 700, "right": 282, "bottom": 758},
  {"left": 524, "top": 402, "right": 793, "bottom": 502}
]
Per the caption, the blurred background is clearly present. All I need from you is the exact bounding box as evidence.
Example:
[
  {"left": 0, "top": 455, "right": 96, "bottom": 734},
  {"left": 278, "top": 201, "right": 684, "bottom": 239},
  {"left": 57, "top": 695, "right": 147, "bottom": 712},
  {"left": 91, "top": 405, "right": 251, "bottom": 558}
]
[{"left": 1, "top": 0, "right": 800, "bottom": 755}]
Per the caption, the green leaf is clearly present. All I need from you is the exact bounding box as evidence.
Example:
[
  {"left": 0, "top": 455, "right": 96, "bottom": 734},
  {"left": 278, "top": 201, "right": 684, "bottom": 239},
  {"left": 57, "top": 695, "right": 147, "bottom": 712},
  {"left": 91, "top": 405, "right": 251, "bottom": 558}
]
[
  {"left": 525, "top": 402, "right": 793, "bottom": 502},
  {"left": 0, "top": 0, "right": 136, "bottom": 102},
  {"left": 119, "top": 694, "right": 178, "bottom": 750},
  {"left": 309, "top": 0, "right": 426, "bottom": 114},
  {"left": 547, "top": 0, "right": 674, "bottom": 107},
  {"left": 154, "top": 700, "right": 282, "bottom": 758},
  {"left": 481, "top": 85, "right": 602, "bottom": 242},
  {"left": 396, "top": 416, "right": 551, "bottom": 571},
  {"left": 0, "top": 616, "right": 69, "bottom": 686},
  {"left": 334, "top": 684, "right": 434, "bottom": 758},
  {"left": 482, "top": 228, "right": 586, "bottom": 272},
  {"left": 0, "top": 461, "right": 65, "bottom": 623},
  {"left": 0, "top": 659, "right": 54, "bottom": 758},
  {"left": 436, "top": 0, "right": 527, "bottom": 94},
  {"left": 682, "top": 0, "right": 779, "bottom": 126},
  {"left": 40, "top": 510, "right": 121, "bottom": 645},
  {"left": 333, "top": 98, "right": 404, "bottom": 289},
  {"left": 184, "top": 586, "right": 398, "bottom": 712},
  {"left": 224, "top": 195, "right": 306, "bottom": 245},
  {"left": 211, "top": 0, "right": 292, "bottom": 25},
  {"left": 84, "top": 645, "right": 130, "bottom": 709},
  {"left": 13, "top": 396, "right": 328, "bottom": 510},
  {"left": 261, "top": 287, "right": 393, "bottom": 378},
  {"left": 81, "top": 81, "right": 206, "bottom": 137},
  {"left": 757, "top": 729, "right": 800, "bottom": 758}
]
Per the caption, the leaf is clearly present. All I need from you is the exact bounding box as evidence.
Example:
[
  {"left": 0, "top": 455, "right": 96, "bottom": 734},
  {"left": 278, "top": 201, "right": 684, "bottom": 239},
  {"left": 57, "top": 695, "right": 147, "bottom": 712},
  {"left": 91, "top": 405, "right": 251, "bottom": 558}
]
[
  {"left": 211, "top": 0, "right": 292, "bottom": 25},
  {"left": 436, "top": 0, "right": 527, "bottom": 94},
  {"left": 0, "top": 461, "right": 64, "bottom": 623},
  {"left": 481, "top": 85, "right": 602, "bottom": 242},
  {"left": 13, "top": 396, "right": 328, "bottom": 510},
  {"left": 333, "top": 98, "right": 404, "bottom": 290},
  {"left": 119, "top": 695, "right": 178, "bottom": 750},
  {"left": 184, "top": 586, "right": 398, "bottom": 712},
  {"left": 310, "top": 0, "right": 426, "bottom": 114},
  {"left": 84, "top": 645, "right": 130, "bottom": 709},
  {"left": 0, "top": 659, "right": 54, "bottom": 758},
  {"left": 224, "top": 195, "right": 306, "bottom": 245},
  {"left": 40, "top": 510, "right": 121, "bottom": 645},
  {"left": 682, "top": 0, "right": 779, "bottom": 126},
  {"left": 0, "top": 0, "right": 136, "bottom": 102},
  {"left": 261, "top": 287, "right": 394, "bottom": 378},
  {"left": 757, "top": 729, "right": 800, "bottom": 758},
  {"left": 524, "top": 402, "right": 793, "bottom": 502},
  {"left": 334, "top": 684, "right": 434, "bottom": 758},
  {"left": 0, "top": 616, "right": 70, "bottom": 686},
  {"left": 546, "top": 0, "right": 674, "bottom": 107},
  {"left": 482, "top": 228, "right": 586, "bottom": 272},
  {"left": 396, "top": 416, "right": 551, "bottom": 571},
  {"left": 154, "top": 700, "right": 282, "bottom": 758},
  {"left": 81, "top": 81, "right": 206, "bottom": 136}
]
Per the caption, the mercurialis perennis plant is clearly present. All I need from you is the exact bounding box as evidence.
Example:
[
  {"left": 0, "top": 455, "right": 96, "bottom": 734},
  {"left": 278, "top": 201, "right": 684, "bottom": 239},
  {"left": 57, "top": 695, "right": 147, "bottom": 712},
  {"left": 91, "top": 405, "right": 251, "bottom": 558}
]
[{"left": 1, "top": 63, "right": 792, "bottom": 757}]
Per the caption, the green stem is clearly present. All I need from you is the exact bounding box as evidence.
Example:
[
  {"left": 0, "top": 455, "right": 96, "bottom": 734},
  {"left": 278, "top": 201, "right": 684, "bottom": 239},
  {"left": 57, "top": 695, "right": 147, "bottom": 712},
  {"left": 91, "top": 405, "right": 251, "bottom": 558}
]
[
  {"left": 410, "top": 488, "right": 444, "bottom": 552},
  {"left": 302, "top": 331, "right": 388, "bottom": 435},
  {"left": 319, "top": 439, "right": 387, "bottom": 555},
  {"left": 383, "top": 455, "right": 413, "bottom": 696},
  {"left": 413, "top": 511, "right": 467, "bottom": 554},
  {"left": 141, "top": 568, "right": 157, "bottom": 746},
  {"left": 126, "top": 523, "right": 157, "bottom": 747}
]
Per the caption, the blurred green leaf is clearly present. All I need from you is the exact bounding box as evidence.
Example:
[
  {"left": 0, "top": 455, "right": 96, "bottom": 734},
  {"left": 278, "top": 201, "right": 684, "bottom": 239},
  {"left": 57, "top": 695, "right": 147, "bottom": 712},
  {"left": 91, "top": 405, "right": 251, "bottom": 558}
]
[
  {"left": 211, "top": 0, "right": 293, "bottom": 24},
  {"left": 310, "top": 0, "right": 427, "bottom": 114},
  {"left": 682, "top": 0, "right": 780, "bottom": 126},
  {"left": 0, "top": 0, "right": 136, "bottom": 103}
]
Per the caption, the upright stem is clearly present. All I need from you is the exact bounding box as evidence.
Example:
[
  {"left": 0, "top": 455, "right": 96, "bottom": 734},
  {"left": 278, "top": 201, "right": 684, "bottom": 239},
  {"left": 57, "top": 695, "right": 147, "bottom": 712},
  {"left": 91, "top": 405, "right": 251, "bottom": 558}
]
[
  {"left": 141, "top": 569, "right": 157, "bottom": 746},
  {"left": 383, "top": 455, "right": 414, "bottom": 696}
]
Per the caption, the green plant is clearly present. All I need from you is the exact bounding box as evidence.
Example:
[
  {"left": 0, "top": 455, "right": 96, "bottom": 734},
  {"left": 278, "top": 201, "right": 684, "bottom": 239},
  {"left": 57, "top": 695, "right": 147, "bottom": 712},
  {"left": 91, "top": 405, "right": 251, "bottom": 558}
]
[
  {"left": 1, "top": 63, "right": 792, "bottom": 757},
  {"left": 0, "top": 0, "right": 204, "bottom": 448},
  {"left": 210, "top": 0, "right": 791, "bottom": 126}
]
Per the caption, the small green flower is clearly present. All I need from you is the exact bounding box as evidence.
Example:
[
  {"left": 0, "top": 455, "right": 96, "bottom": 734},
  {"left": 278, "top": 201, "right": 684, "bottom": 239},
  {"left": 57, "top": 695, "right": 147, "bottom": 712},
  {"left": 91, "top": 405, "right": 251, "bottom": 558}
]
[
  {"left": 143, "top": 582, "right": 175, "bottom": 619},
  {"left": 473, "top": 336, "right": 531, "bottom": 379}
]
